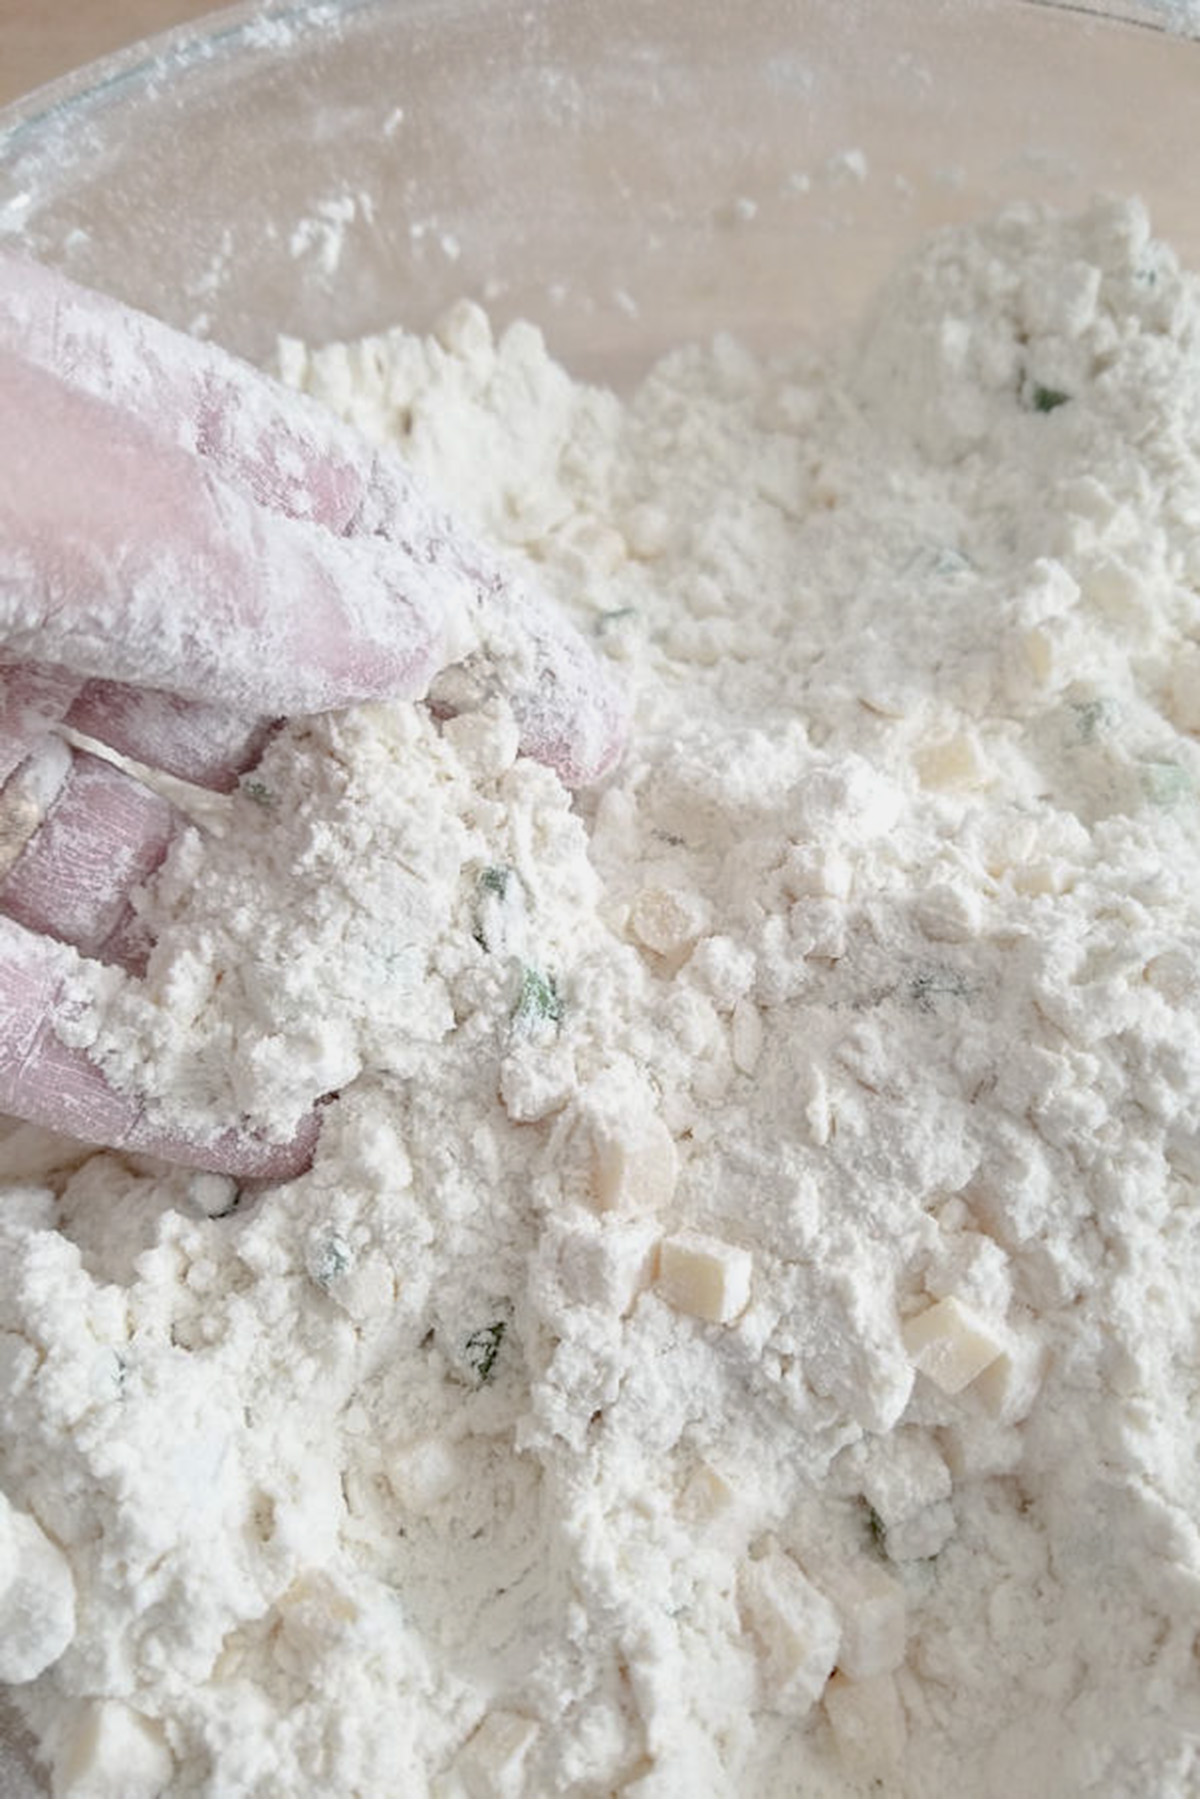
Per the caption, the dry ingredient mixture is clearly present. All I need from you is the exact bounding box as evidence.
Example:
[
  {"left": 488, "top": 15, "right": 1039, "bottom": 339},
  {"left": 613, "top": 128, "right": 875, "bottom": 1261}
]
[{"left": 2, "top": 197, "right": 1200, "bottom": 1798}]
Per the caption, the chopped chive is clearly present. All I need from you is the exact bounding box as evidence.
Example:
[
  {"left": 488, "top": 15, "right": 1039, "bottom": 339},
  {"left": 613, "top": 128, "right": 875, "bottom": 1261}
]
[
  {"left": 595, "top": 607, "right": 637, "bottom": 635},
  {"left": 311, "top": 1233, "right": 353, "bottom": 1288},
  {"left": 1031, "top": 383, "right": 1070, "bottom": 414},
  {"left": 1070, "top": 698, "right": 1111, "bottom": 743},
  {"left": 512, "top": 965, "right": 563, "bottom": 1031},
  {"left": 465, "top": 1320, "right": 507, "bottom": 1384},
  {"left": 865, "top": 1503, "right": 888, "bottom": 1555}
]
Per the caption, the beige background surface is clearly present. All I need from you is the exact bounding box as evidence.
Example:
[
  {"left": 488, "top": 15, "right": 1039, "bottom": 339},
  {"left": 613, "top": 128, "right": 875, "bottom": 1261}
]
[{"left": 0, "top": 0, "right": 221, "bottom": 109}]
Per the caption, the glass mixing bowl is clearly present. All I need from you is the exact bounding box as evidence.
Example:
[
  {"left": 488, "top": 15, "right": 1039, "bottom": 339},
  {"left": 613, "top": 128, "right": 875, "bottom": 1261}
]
[
  {"left": 3, "top": 0, "right": 1200, "bottom": 385},
  {"left": 0, "top": 1, "right": 1198, "bottom": 1792}
]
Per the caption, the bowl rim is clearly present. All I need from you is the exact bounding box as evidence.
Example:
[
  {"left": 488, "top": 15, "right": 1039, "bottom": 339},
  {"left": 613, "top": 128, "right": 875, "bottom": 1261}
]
[{"left": 0, "top": 0, "right": 1196, "bottom": 172}]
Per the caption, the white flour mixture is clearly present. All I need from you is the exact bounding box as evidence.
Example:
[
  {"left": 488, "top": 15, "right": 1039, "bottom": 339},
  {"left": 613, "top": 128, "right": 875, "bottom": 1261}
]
[{"left": 2, "top": 198, "right": 1200, "bottom": 1797}]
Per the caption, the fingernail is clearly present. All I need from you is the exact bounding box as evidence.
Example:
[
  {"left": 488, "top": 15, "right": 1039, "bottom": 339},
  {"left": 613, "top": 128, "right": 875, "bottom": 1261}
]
[{"left": 0, "top": 736, "right": 72, "bottom": 881}]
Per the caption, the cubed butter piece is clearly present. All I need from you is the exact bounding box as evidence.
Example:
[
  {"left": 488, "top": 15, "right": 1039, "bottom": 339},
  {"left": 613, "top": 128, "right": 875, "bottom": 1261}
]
[
  {"left": 824, "top": 1672, "right": 907, "bottom": 1781},
  {"left": 591, "top": 1110, "right": 678, "bottom": 1214},
  {"left": 973, "top": 1333, "right": 1045, "bottom": 1425},
  {"left": 628, "top": 886, "right": 707, "bottom": 956},
  {"left": 656, "top": 1232, "right": 752, "bottom": 1324},
  {"left": 740, "top": 1545, "right": 840, "bottom": 1712},
  {"left": 805, "top": 1556, "right": 907, "bottom": 1680},
  {"left": 913, "top": 730, "right": 991, "bottom": 791},
  {"left": 902, "top": 1295, "right": 1004, "bottom": 1395},
  {"left": 678, "top": 1461, "right": 748, "bottom": 1550}
]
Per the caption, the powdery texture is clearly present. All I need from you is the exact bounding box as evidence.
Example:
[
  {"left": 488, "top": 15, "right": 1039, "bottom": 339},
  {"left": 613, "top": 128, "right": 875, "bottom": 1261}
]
[{"left": 3, "top": 198, "right": 1200, "bottom": 1797}]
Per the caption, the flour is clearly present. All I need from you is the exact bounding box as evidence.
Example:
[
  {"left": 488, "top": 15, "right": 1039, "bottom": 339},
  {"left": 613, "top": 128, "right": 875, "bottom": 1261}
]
[{"left": 3, "top": 197, "right": 1200, "bottom": 1797}]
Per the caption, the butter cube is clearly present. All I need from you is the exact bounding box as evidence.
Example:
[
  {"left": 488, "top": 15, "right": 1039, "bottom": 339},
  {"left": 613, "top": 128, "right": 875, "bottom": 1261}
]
[
  {"left": 628, "top": 886, "right": 707, "bottom": 956},
  {"left": 656, "top": 1231, "right": 752, "bottom": 1324},
  {"left": 590, "top": 1110, "right": 678, "bottom": 1214},
  {"left": 807, "top": 1557, "right": 907, "bottom": 1680},
  {"left": 901, "top": 1295, "right": 1004, "bottom": 1395},
  {"left": 913, "top": 730, "right": 991, "bottom": 791},
  {"left": 973, "top": 1334, "right": 1045, "bottom": 1425},
  {"left": 740, "top": 1545, "right": 840, "bottom": 1712}
]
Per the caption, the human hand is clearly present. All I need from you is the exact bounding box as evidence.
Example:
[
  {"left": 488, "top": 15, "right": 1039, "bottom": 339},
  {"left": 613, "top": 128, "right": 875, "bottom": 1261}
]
[{"left": 0, "top": 254, "right": 625, "bottom": 1178}]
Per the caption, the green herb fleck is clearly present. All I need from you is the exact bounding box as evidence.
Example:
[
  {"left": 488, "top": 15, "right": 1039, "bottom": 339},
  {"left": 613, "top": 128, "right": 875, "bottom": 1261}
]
[
  {"left": 512, "top": 965, "right": 563, "bottom": 1031},
  {"left": 595, "top": 607, "right": 637, "bottom": 635},
  {"left": 243, "top": 779, "right": 277, "bottom": 808},
  {"left": 475, "top": 865, "right": 519, "bottom": 953},
  {"left": 311, "top": 1233, "right": 353, "bottom": 1288},
  {"left": 931, "top": 546, "right": 972, "bottom": 578},
  {"left": 1070, "top": 697, "right": 1113, "bottom": 743},
  {"left": 1140, "top": 760, "right": 1192, "bottom": 807},
  {"left": 864, "top": 1502, "right": 888, "bottom": 1556},
  {"left": 908, "top": 966, "right": 970, "bottom": 1014},
  {"left": 465, "top": 1320, "right": 507, "bottom": 1385},
  {"left": 1031, "top": 383, "right": 1071, "bottom": 414}
]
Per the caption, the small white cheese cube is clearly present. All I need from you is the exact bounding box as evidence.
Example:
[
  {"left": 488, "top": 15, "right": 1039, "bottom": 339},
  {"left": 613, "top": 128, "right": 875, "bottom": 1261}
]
[
  {"left": 973, "top": 1333, "right": 1045, "bottom": 1425},
  {"left": 901, "top": 1295, "right": 1004, "bottom": 1395},
  {"left": 913, "top": 729, "right": 991, "bottom": 791},
  {"left": 807, "top": 1557, "right": 907, "bottom": 1680},
  {"left": 656, "top": 1232, "right": 752, "bottom": 1325},
  {"left": 740, "top": 1546, "right": 840, "bottom": 1712},
  {"left": 0, "top": 1493, "right": 76, "bottom": 1683},
  {"left": 628, "top": 885, "right": 707, "bottom": 956},
  {"left": 590, "top": 1109, "right": 678, "bottom": 1214},
  {"left": 678, "top": 1461, "right": 748, "bottom": 1551},
  {"left": 824, "top": 1672, "right": 907, "bottom": 1781},
  {"left": 456, "top": 1711, "right": 540, "bottom": 1799},
  {"left": 582, "top": 1072, "right": 683, "bottom": 1216},
  {"left": 53, "top": 1701, "right": 173, "bottom": 1799}
]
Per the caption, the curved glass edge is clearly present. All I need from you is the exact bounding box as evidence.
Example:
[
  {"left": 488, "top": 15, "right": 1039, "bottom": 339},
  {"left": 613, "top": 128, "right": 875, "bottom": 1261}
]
[
  {"left": 1023, "top": 0, "right": 1199, "bottom": 32},
  {"left": 0, "top": 0, "right": 366, "bottom": 160},
  {"left": 0, "top": 0, "right": 1197, "bottom": 169}
]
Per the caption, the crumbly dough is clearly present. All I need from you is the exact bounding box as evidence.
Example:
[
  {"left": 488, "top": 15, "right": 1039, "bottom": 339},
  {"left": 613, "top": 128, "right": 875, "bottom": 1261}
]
[{"left": 3, "top": 198, "right": 1200, "bottom": 1797}]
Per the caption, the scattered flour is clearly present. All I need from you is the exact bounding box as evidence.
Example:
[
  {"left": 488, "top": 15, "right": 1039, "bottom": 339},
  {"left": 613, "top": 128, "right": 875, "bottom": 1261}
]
[{"left": 3, "top": 197, "right": 1200, "bottom": 1797}]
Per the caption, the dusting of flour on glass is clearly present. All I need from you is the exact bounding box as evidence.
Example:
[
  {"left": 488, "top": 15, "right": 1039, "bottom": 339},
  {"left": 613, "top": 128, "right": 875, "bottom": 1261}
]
[{"left": 4, "top": 197, "right": 1200, "bottom": 1799}]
